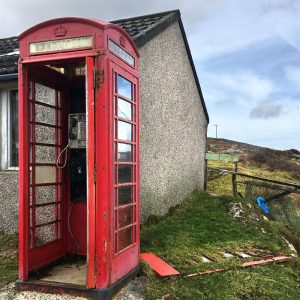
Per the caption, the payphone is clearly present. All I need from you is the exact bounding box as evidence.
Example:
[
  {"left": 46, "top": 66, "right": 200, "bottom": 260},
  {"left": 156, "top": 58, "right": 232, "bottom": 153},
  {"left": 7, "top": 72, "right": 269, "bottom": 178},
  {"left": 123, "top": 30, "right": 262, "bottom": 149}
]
[
  {"left": 68, "top": 113, "right": 86, "bottom": 148},
  {"left": 68, "top": 113, "right": 87, "bottom": 202},
  {"left": 17, "top": 17, "right": 140, "bottom": 299},
  {"left": 57, "top": 113, "right": 87, "bottom": 201}
]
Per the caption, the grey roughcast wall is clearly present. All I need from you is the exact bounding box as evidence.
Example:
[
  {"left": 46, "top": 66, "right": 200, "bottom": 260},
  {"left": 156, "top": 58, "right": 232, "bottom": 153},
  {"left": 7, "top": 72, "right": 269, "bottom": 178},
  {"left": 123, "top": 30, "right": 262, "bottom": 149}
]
[
  {"left": 138, "top": 21, "right": 208, "bottom": 222},
  {"left": 0, "top": 171, "right": 18, "bottom": 233}
]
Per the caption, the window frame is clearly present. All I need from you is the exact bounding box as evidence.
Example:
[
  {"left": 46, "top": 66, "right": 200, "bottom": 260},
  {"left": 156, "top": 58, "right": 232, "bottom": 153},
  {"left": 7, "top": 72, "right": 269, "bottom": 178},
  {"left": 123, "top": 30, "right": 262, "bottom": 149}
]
[{"left": 0, "top": 88, "right": 19, "bottom": 170}]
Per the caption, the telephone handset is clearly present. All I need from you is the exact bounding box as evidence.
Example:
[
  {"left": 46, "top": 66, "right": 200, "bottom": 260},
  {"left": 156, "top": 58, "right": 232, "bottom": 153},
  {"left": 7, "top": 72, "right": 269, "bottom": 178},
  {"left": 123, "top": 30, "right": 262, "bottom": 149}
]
[
  {"left": 56, "top": 113, "right": 86, "bottom": 168},
  {"left": 68, "top": 116, "right": 77, "bottom": 140},
  {"left": 68, "top": 113, "right": 86, "bottom": 149}
]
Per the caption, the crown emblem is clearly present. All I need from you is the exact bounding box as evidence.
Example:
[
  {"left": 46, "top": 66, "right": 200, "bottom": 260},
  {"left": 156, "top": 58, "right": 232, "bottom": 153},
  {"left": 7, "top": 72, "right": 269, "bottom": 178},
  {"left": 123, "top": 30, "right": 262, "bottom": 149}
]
[{"left": 54, "top": 25, "right": 67, "bottom": 37}]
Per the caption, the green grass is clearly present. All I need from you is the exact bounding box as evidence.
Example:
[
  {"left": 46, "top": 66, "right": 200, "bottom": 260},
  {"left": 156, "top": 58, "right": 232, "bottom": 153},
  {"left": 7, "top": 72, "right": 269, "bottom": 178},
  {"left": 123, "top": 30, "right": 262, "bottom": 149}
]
[
  {"left": 141, "top": 190, "right": 300, "bottom": 299},
  {"left": 0, "top": 233, "right": 18, "bottom": 288},
  {"left": 1, "top": 191, "right": 300, "bottom": 298}
]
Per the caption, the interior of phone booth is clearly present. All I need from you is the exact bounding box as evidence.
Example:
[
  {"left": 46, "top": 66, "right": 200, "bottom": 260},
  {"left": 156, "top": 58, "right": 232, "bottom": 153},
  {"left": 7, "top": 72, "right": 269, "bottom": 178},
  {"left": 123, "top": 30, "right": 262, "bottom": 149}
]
[{"left": 29, "top": 58, "right": 89, "bottom": 286}]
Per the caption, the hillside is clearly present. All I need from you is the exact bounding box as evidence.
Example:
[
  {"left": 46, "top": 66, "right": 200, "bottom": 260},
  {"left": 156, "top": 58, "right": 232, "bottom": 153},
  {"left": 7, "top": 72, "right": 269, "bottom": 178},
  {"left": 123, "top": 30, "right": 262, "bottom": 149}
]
[
  {"left": 206, "top": 137, "right": 300, "bottom": 236},
  {"left": 207, "top": 138, "right": 300, "bottom": 192}
]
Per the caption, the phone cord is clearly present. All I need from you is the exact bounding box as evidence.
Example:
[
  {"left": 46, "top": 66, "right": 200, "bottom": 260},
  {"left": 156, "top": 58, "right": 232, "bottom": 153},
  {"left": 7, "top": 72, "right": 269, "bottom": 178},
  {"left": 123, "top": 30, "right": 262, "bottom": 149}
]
[
  {"left": 68, "top": 202, "right": 80, "bottom": 251},
  {"left": 56, "top": 141, "right": 70, "bottom": 169}
]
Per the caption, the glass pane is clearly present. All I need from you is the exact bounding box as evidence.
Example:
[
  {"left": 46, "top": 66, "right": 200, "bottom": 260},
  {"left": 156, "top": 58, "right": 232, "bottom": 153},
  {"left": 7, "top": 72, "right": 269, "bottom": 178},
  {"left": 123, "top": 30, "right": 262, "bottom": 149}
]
[
  {"left": 118, "top": 227, "right": 132, "bottom": 251},
  {"left": 118, "top": 165, "right": 132, "bottom": 183},
  {"left": 36, "top": 204, "right": 56, "bottom": 225},
  {"left": 118, "top": 206, "right": 133, "bottom": 229},
  {"left": 36, "top": 145, "right": 55, "bottom": 163},
  {"left": 118, "top": 121, "right": 132, "bottom": 141},
  {"left": 35, "top": 166, "right": 56, "bottom": 184},
  {"left": 35, "top": 83, "right": 56, "bottom": 106},
  {"left": 35, "top": 125, "right": 55, "bottom": 144},
  {"left": 118, "top": 75, "right": 132, "bottom": 99},
  {"left": 117, "top": 98, "right": 132, "bottom": 120},
  {"left": 118, "top": 186, "right": 133, "bottom": 205},
  {"left": 118, "top": 143, "right": 132, "bottom": 162},
  {"left": 35, "top": 224, "right": 55, "bottom": 246},
  {"left": 35, "top": 104, "right": 56, "bottom": 125},
  {"left": 35, "top": 186, "right": 56, "bottom": 204}
]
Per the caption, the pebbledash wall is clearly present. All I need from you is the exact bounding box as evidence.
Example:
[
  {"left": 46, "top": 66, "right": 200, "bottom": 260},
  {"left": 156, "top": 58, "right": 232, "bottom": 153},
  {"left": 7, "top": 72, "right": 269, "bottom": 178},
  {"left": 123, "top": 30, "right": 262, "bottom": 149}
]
[
  {"left": 0, "top": 12, "right": 208, "bottom": 233},
  {"left": 0, "top": 81, "right": 19, "bottom": 234},
  {"left": 138, "top": 22, "right": 207, "bottom": 221}
]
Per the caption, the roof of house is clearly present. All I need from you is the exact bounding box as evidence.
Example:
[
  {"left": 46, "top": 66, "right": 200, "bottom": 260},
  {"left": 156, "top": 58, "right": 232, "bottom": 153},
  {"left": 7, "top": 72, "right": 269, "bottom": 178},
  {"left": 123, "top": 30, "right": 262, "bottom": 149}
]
[
  {"left": 0, "top": 10, "right": 208, "bottom": 121},
  {"left": 0, "top": 36, "right": 18, "bottom": 76}
]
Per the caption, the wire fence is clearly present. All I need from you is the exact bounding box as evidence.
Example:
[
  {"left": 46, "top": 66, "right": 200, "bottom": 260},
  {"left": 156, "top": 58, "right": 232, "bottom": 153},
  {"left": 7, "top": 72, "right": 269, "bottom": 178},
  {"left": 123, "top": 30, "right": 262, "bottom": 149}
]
[
  {"left": 245, "top": 181, "right": 300, "bottom": 231},
  {"left": 207, "top": 167, "right": 300, "bottom": 232}
]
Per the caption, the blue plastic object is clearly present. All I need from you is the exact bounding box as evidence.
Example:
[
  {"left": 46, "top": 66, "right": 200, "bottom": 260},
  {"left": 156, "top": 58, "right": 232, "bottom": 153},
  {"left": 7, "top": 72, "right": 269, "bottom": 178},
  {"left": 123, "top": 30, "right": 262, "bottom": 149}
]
[{"left": 257, "top": 197, "right": 270, "bottom": 214}]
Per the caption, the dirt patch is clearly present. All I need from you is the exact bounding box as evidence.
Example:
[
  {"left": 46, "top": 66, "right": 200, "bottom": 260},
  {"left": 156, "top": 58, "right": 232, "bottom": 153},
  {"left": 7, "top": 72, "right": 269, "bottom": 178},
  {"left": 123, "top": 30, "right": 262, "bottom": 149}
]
[{"left": 113, "top": 276, "right": 147, "bottom": 300}]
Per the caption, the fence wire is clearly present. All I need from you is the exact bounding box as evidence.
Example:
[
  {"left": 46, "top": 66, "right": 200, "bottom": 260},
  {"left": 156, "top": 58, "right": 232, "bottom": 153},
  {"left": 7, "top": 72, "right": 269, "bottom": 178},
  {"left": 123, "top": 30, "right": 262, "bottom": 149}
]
[{"left": 245, "top": 181, "right": 300, "bottom": 231}]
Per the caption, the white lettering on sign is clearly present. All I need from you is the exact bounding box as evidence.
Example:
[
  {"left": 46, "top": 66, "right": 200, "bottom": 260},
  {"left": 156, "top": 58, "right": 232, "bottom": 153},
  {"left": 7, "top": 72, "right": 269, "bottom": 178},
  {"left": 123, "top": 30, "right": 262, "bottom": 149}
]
[
  {"left": 108, "top": 39, "right": 135, "bottom": 67},
  {"left": 29, "top": 36, "right": 93, "bottom": 54}
]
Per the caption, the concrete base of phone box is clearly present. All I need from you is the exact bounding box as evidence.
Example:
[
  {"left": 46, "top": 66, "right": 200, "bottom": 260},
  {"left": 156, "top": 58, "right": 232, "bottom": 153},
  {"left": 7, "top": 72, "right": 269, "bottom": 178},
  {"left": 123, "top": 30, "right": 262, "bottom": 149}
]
[{"left": 16, "top": 264, "right": 142, "bottom": 300}]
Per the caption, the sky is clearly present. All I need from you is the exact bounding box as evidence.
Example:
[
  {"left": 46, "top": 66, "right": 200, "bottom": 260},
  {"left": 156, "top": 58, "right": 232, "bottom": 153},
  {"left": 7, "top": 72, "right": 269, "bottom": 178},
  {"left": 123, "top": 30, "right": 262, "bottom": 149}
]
[{"left": 0, "top": 0, "right": 299, "bottom": 150}]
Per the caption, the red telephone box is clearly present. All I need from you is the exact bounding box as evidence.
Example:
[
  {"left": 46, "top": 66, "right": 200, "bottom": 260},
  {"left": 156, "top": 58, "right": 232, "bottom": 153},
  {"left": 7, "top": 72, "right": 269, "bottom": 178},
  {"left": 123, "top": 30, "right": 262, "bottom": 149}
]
[{"left": 16, "top": 17, "right": 140, "bottom": 298}]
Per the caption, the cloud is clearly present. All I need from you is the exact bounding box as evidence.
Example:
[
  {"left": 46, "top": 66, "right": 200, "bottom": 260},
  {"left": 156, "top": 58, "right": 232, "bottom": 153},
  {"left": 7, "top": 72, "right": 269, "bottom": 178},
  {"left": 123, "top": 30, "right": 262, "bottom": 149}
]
[
  {"left": 201, "top": 65, "right": 300, "bottom": 149},
  {"left": 0, "top": 0, "right": 226, "bottom": 38},
  {"left": 200, "top": 69, "right": 275, "bottom": 107},
  {"left": 189, "top": 0, "right": 300, "bottom": 61},
  {"left": 285, "top": 65, "right": 300, "bottom": 86},
  {"left": 249, "top": 100, "right": 284, "bottom": 119}
]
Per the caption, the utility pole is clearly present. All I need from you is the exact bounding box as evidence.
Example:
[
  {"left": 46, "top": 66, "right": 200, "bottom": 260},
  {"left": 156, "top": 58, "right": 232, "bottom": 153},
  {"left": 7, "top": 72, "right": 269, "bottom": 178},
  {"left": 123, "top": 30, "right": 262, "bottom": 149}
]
[{"left": 214, "top": 124, "right": 218, "bottom": 139}]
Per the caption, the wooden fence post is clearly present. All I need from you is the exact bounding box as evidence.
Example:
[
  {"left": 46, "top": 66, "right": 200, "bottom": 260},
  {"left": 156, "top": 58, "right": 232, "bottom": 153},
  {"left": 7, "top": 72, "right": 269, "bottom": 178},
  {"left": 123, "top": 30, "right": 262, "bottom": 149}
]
[{"left": 232, "top": 161, "right": 238, "bottom": 196}]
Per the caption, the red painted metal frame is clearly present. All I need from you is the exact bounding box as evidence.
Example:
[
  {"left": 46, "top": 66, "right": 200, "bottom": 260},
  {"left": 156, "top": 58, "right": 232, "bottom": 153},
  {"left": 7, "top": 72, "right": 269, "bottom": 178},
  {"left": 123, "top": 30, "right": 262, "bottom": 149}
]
[
  {"left": 18, "top": 17, "right": 140, "bottom": 291},
  {"left": 19, "top": 63, "right": 29, "bottom": 280},
  {"left": 86, "top": 56, "right": 96, "bottom": 288},
  {"left": 110, "top": 63, "right": 140, "bottom": 284},
  {"left": 94, "top": 51, "right": 140, "bottom": 288}
]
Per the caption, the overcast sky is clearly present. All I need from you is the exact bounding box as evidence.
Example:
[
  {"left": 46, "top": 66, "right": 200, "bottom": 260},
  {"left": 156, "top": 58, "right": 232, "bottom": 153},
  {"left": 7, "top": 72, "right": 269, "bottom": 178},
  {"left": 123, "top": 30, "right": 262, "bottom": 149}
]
[{"left": 1, "top": 0, "right": 299, "bottom": 150}]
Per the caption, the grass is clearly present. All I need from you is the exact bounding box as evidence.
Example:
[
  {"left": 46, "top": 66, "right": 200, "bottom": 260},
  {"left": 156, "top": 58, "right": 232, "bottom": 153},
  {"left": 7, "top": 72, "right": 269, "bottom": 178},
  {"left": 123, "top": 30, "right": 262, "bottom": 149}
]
[
  {"left": 141, "top": 190, "right": 300, "bottom": 299},
  {"left": 1, "top": 191, "right": 300, "bottom": 298},
  {"left": 0, "top": 233, "right": 18, "bottom": 288}
]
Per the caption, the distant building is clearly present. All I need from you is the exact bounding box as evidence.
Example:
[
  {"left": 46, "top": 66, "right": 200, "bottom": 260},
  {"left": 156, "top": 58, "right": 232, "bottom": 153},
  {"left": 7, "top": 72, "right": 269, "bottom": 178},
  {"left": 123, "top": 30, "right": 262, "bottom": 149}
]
[{"left": 0, "top": 10, "right": 209, "bottom": 233}]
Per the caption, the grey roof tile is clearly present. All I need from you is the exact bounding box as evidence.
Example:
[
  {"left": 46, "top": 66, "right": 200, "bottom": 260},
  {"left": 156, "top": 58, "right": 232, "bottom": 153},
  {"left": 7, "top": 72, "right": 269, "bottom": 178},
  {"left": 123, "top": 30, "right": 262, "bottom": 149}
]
[
  {"left": 0, "top": 10, "right": 178, "bottom": 75},
  {"left": 0, "top": 36, "right": 19, "bottom": 75}
]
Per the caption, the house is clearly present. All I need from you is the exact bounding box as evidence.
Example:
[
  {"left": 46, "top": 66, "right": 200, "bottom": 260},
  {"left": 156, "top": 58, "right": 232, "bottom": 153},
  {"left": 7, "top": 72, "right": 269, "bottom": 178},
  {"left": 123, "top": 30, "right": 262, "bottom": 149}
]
[{"left": 0, "top": 10, "right": 209, "bottom": 233}]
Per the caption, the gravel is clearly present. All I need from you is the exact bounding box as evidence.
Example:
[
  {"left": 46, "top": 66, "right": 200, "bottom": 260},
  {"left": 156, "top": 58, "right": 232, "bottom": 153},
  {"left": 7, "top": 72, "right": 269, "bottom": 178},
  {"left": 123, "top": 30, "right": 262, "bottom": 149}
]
[{"left": 0, "top": 276, "right": 147, "bottom": 300}]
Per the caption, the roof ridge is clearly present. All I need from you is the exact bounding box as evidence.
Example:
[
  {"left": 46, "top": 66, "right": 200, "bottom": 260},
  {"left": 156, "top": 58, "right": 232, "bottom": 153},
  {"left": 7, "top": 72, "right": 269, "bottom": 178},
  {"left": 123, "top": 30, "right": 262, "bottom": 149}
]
[
  {"left": 111, "top": 9, "right": 179, "bottom": 24},
  {"left": 0, "top": 36, "right": 18, "bottom": 41},
  {"left": 131, "top": 10, "right": 179, "bottom": 43}
]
